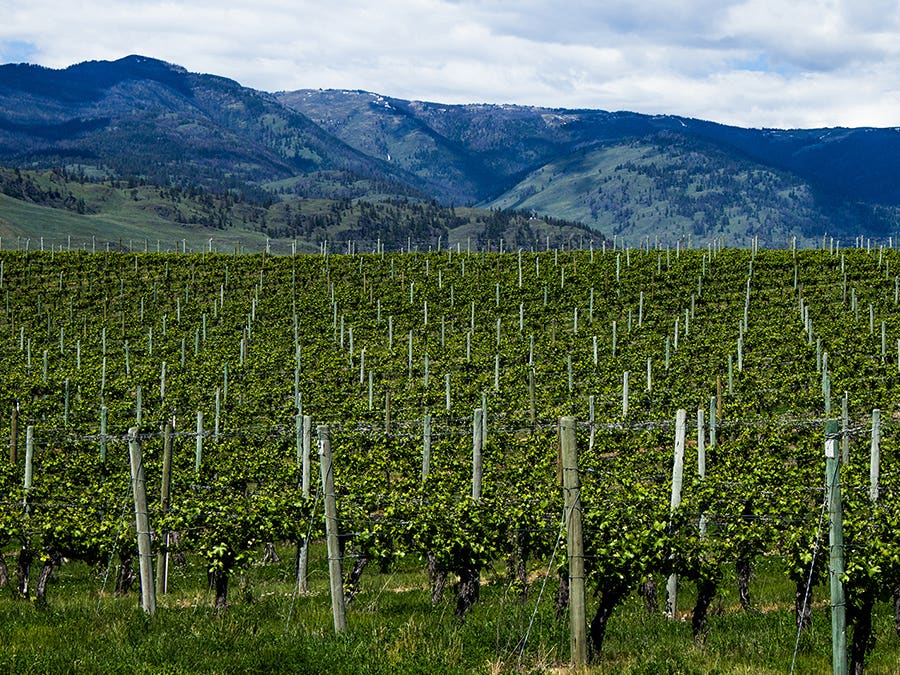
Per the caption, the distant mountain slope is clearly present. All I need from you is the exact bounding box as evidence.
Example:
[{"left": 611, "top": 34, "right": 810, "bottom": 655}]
[
  {"left": 0, "top": 167, "right": 598, "bottom": 252},
  {"left": 281, "top": 89, "right": 900, "bottom": 244},
  {"left": 0, "top": 56, "right": 428, "bottom": 200},
  {"left": 486, "top": 135, "right": 840, "bottom": 246},
  {"left": 1, "top": 56, "right": 899, "bottom": 247},
  {"left": 278, "top": 90, "right": 638, "bottom": 204}
]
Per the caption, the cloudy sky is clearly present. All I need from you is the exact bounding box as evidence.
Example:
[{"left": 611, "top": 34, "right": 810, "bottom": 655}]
[{"left": 1, "top": 0, "right": 899, "bottom": 129}]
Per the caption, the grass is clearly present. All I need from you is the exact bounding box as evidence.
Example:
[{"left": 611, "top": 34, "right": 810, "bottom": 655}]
[
  {"left": 0, "top": 192, "right": 277, "bottom": 254},
  {"left": 0, "top": 547, "right": 898, "bottom": 673},
  {"left": 0, "top": 168, "right": 600, "bottom": 256}
]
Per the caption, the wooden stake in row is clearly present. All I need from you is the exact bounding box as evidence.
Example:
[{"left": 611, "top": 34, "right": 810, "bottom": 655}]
[
  {"left": 128, "top": 427, "right": 156, "bottom": 616},
  {"left": 665, "top": 409, "right": 687, "bottom": 619}
]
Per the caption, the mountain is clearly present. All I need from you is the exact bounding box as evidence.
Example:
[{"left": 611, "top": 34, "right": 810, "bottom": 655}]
[
  {"left": 279, "top": 90, "right": 900, "bottom": 245},
  {"left": 0, "top": 56, "right": 432, "bottom": 202},
  {"left": 1, "top": 55, "right": 899, "bottom": 247}
]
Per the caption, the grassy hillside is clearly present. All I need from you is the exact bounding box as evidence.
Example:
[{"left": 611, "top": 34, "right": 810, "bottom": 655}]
[
  {"left": 0, "top": 168, "right": 601, "bottom": 252},
  {"left": 486, "top": 136, "right": 900, "bottom": 247},
  {"left": 282, "top": 89, "right": 900, "bottom": 247}
]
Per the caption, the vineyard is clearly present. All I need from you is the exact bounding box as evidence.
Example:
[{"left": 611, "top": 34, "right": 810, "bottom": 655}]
[{"left": 1, "top": 240, "right": 900, "bottom": 672}]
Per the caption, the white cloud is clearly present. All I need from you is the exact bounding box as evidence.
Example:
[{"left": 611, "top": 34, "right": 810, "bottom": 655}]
[{"left": 1, "top": 0, "right": 900, "bottom": 128}]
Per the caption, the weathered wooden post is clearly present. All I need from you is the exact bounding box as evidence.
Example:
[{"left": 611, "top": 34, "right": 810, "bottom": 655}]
[
  {"left": 826, "top": 419, "right": 846, "bottom": 674},
  {"left": 297, "top": 415, "right": 313, "bottom": 594},
  {"left": 156, "top": 421, "right": 173, "bottom": 597},
  {"left": 560, "top": 416, "right": 586, "bottom": 667},
  {"left": 472, "top": 408, "right": 483, "bottom": 501},
  {"left": 422, "top": 413, "right": 432, "bottom": 482},
  {"left": 666, "top": 409, "right": 687, "bottom": 619},
  {"left": 870, "top": 410, "right": 880, "bottom": 502},
  {"left": 99, "top": 405, "right": 108, "bottom": 463},
  {"left": 23, "top": 425, "right": 34, "bottom": 513},
  {"left": 318, "top": 425, "right": 346, "bottom": 632},
  {"left": 9, "top": 403, "right": 17, "bottom": 464},
  {"left": 128, "top": 427, "right": 156, "bottom": 616},
  {"left": 195, "top": 411, "right": 203, "bottom": 476},
  {"left": 841, "top": 392, "right": 850, "bottom": 465}
]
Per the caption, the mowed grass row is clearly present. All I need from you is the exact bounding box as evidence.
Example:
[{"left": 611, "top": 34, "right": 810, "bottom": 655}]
[{"left": 1, "top": 543, "right": 898, "bottom": 673}]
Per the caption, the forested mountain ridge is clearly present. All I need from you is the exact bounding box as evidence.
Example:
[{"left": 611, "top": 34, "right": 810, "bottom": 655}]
[
  {"left": 0, "top": 56, "right": 431, "bottom": 202},
  {"left": 281, "top": 89, "right": 900, "bottom": 246},
  {"left": 1, "top": 55, "right": 898, "bottom": 247}
]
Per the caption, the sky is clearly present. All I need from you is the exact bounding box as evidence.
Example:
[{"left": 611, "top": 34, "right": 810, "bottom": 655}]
[{"left": 1, "top": 0, "right": 900, "bottom": 129}]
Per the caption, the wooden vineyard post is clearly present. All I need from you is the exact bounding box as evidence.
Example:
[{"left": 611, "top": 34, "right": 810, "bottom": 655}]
[
  {"left": 841, "top": 392, "right": 850, "bottom": 465},
  {"left": 826, "top": 419, "right": 847, "bottom": 675},
  {"left": 697, "top": 408, "right": 707, "bottom": 537},
  {"left": 716, "top": 376, "right": 723, "bottom": 421},
  {"left": 588, "top": 394, "right": 595, "bottom": 452},
  {"left": 194, "top": 411, "right": 203, "bottom": 476},
  {"left": 214, "top": 388, "right": 221, "bottom": 439},
  {"left": 294, "top": 413, "right": 302, "bottom": 469},
  {"left": 297, "top": 414, "right": 313, "bottom": 594},
  {"left": 870, "top": 409, "right": 880, "bottom": 502},
  {"left": 318, "top": 425, "right": 346, "bottom": 632},
  {"left": 472, "top": 408, "right": 483, "bottom": 501},
  {"left": 156, "top": 420, "right": 173, "bottom": 597},
  {"left": 100, "top": 405, "right": 108, "bottom": 463},
  {"left": 727, "top": 355, "right": 734, "bottom": 395},
  {"left": 529, "top": 368, "right": 536, "bottom": 431},
  {"left": 23, "top": 425, "right": 34, "bottom": 512},
  {"left": 422, "top": 413, "right": 431, "bottom": 482},
  {"left": 481, "top": 392, "right": 488, "bottom": 445},
  {"left": 560, "top": 416, "right": 586, "bottom": 667},
  {"left": 302, "top": 415, "right": 312, "bottom": 497},
  {"left": 9, "top": 403, "right": 17, "bottom": 464},
  {"left": 128, "top": 427, "right": 156, "bottom": 616},
  {"left": 666, "top": 409, "right": 687, "bottom": 619}
]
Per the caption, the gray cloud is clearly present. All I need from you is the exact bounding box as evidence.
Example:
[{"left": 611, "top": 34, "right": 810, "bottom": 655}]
[{"left": 1, "top": 0, "right": 899, "bottom": 128}]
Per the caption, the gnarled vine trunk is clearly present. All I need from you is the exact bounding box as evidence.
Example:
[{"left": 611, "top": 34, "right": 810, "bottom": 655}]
[
  {"left": 261, "top": 542, "right": 280, "bottom": 564},
  {"left": 737, "top": 558, "right": 752, "bottom": 611},
  {"left": 427, "top": 551, "right": 447, "bottom": 605},
  {"left": 0, "top": 551, "right": 10, "bottom": 588},
  {"left": 692, "top": 577, "right": 718, "bottom": 644},
  {"left": 209, "top": 569, "right": 229, "bottom": 612},
  {"left": 589, "top": 589, "right": 626, "bottom": 659},
  {"left": 509, "top": 535, "right": 529, "bottom": 603},
  {"left": 894, "top": 585, "right": 900, "bottom": 638},
  {"left": 344, "top": 554, "right": 369, "bottom": 605},
  {"left": 35, "top": 547, "right": 63, "bottom": 604},
  {"left": 555, "top": 568, "right": 569, "bottom": 618},
  {"left": 641, "top": 576, "right": 658, "bottom": 615},
  {"left": 849, "top": 591, "right": 876, "bottom": 675},
  {"left": 794, "top": 576, "right": 814, "bottom": 631},
  {"left": 17, "top": 547, "right": 32, "bottom": 598},
  {"left": 168, "top": 531, "right": 186, "bottom": 567},
  {"left": 454, "top": 563, "right": 480, "bottom": 618},
  {"left": 115, "top": 553, "right": 135, "bottom": 595}
]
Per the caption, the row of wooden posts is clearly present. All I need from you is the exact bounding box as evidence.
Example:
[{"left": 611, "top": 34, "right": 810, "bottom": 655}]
[
  {"left": 123, "top": 420, "right": 345, "bottom": 625},
  {"left": 13, "top": 400, "right": 887, "bottom": 671},
  {"left": 562, "top": 409, "right": 858, "bottom": 671}
]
